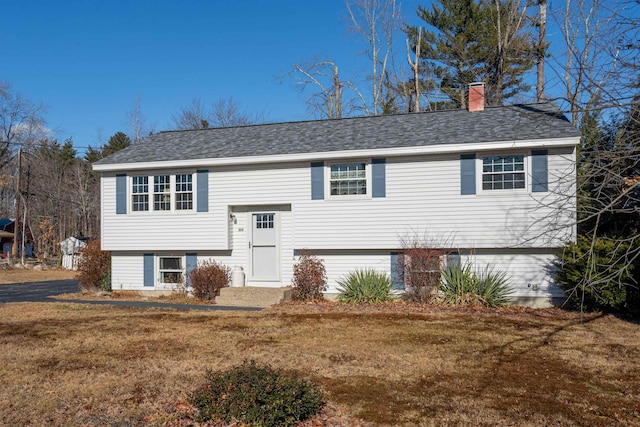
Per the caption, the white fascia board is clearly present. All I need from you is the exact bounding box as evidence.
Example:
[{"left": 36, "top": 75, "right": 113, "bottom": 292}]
[{"left": 92, "top": 136, "right": 579, "bottom": 172}]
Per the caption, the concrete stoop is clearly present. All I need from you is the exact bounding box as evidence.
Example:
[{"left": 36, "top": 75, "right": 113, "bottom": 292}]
[{"left": 216, "top": 286, "right": 292, "bottom": 308}]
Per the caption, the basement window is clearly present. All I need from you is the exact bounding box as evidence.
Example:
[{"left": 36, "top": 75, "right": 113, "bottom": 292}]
[{"left": 158, "top": 257, "right": 183, "bottom": 284}]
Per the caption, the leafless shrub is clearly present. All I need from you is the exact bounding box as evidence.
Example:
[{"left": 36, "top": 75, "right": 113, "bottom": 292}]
[
  {"left": 291, "top": 250, "right": 327, "bottom": 301},
  {"left": 77, "top": 240, "right": 111, "bottom": 291},
  {"left": 189, "top": 260, "right": 231, "bottom": 301},
  {"left": 397, "top": 231, "right": 455, "bottom": 303}
]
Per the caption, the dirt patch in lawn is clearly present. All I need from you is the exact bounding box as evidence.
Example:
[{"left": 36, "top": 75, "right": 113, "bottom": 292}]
[
  {"left": 0, "top": 302, "right": 638, "bottom": 426},
  {"left": 0, "top": 266, "right": 76, "bottom": 284}
]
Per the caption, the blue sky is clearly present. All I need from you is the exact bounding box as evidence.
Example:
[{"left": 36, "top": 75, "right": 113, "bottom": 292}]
[
  {"left": 3, "top": 0, "right": 612, "bottom": 154},
  {"left": 2, "top": 0, "right": 424, "bottom": 152}
]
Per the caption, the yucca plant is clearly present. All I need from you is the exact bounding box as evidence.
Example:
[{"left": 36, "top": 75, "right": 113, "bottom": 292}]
[
  {"left": 438, "top": 261, "right": 514, "bottom": 307},
  {"left": 476, "top": 266, "right": 514, "bottom": 307},
  {"left": 438, "top": 260, "right": 480, "bottom": 305},
  {"left": 337, "top": 268, "right": 394, "bottom": 304}
]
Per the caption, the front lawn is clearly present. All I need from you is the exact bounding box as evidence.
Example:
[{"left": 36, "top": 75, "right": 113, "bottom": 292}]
[{"left": 0, "top": 302, "right": 638, "bottom": 425}]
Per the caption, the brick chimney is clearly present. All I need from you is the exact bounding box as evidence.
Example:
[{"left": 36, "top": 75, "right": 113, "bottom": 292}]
[{"left": 468, "top": 82, "right": 485, "bottom": 112}]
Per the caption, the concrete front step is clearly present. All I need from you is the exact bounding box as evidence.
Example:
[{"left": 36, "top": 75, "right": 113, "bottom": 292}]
[{"left": 216, "top": 286, "right": 292, "bottom": 308}]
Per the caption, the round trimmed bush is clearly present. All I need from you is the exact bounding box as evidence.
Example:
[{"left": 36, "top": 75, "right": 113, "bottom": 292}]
[{"left": 190, "top": 360, "right": 325, "bottom": 427}]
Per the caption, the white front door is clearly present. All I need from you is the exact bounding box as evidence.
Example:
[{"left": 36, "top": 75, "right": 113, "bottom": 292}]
[{"left": 249, "top": 212, "right": 279, "bottom": 281}]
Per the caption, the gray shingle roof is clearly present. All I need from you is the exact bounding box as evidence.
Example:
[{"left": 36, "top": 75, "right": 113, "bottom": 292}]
[{"left": 95, "top": 102, "right": 579, "bottom": 166}]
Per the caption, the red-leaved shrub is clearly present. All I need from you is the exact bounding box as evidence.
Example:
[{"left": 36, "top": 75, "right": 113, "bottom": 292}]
[
  {"left": 291, "top": 250, "right": 326, "bottom": 301},
  {"left": 77, "top": 240, "right": 111, "bottom": 291},
  {"left": 189, "top": 260, "right": 231, "bottom": 301}
]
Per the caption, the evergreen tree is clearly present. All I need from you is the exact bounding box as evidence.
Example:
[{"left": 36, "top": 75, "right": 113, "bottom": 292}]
[
  {"left": 84, "top": 146, "right": 102, "bottom": 163},
  {"left": 60, "top": 138, "right": 77, "bottom": 164},
  {"left": 102, "top": 131, "right": 131, "bottom": 157},
  {"left": 407, "top": 0, "right": 536, "bottom": 108},
  {"left": 555, "top": 98, "right": 640, "bottom": 315}
]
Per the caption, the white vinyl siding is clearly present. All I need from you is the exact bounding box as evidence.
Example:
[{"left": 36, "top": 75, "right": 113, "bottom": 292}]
[
  {"left": 298, "top": 250, "right": 559, "bottom": 299},
  {"left": 294, "top": 147, "right": 575, "bottom": 249},
  {"left": 110, "top": 209, "right": 294, "bottom": 289},
  {"left": 468, "top": 252, "right": 563, "bottom": 297},
  {"left": 101, "top": 147, "right": 575, "bottom": 252},
  {"left": 110, "top": 252, "right": 145, "bottom": 291},
  {"left": 111, "top": 248, "right": 560, "bottom": 299},
  {"left": 111, "top": 252, "right": 187, "bottom": 291}
]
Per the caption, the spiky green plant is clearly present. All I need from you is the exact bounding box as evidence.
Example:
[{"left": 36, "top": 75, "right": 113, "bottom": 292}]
[
  {"left": 476, "top": 266, "right": 515, "bottom": 307},
  {"left": 438, "top": 261, "right": 514, "bottom": 307},
  {"left": 438, "top": 260, "right": 480, "bottom": 305},
  {"left": 337, "top": 268, "right": 394, "bottom": 304}
]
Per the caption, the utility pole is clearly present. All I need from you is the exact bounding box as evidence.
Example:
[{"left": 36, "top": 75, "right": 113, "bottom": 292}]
[{"left": 11, "top": 148, "right": 21, "bottom": 260}]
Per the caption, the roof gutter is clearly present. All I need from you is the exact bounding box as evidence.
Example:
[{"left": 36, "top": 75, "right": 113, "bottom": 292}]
[{"left": 92, "top": 136, "right": 580, "bottom": 172}]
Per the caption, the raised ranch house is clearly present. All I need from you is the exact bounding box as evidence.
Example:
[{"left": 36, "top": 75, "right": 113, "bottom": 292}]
[{"left": 94, "top": 86, "right": 580, "bottom": 307}]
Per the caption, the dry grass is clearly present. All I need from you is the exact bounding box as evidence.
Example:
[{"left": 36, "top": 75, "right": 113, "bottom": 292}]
[
  {"left": 0, "top": 267, "right": 76, "bottom": 284},
  {"left": 0, "top": 302, "right": 638, "bottom": 426}
]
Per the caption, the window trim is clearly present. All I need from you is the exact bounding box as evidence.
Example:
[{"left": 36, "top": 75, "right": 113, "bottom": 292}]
[
  {"left": 157, "top": 256, "right": 184, "bottom": 285},
  {"left": 325, "top": 159, "right": 372, "bottom": 199},
  {"left": 477, "top": 152, "right": 529, "bottom": 194},
  {"left": 131, "top": 175, "right": 149, "bottom": 212},
  {"left": 175, "top": 173, "right": 194, "bottom": 211},
  {"left": 128, "top": 172, "right": 196, "bottom": 214},
  {"left": 392, "top": 250, "right": 460, "bottom": 291},
  {"left": 153, "top": 174, "right": 172, "bottom": 211}
]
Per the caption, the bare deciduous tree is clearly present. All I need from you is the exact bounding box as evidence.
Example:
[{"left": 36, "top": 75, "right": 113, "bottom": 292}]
[
  {"left": 171, "top": 97, "right": 264, "bottom": 130},
  {"left": 346, "top": 0, "right": 401, "bottom": 115},
  {"left": 0, "top": 82, "right": 46, "bottom": 169},
  {"left": 125, "top": 95, "right": 155, "bottom": 143},
  {"left": 210, "top": 98, "right": 266, "bottom": 127},
  {"left": 536, "top": 0, "right": 547, "bottom": 101},
  {"left": 171, "top": 98, "right": 210, "bottom": 130},
  {"left": 550, "top": 0, "right": 620, "bottom": 125},
  {"left": 288, "top": 61, "right": 368, "bottom": 119},
  {"left": 406, "top": 27, "right": 423, "bottom": 112},
  {"left": 485, "top": 0, "right": 537, "bottom": 105}
]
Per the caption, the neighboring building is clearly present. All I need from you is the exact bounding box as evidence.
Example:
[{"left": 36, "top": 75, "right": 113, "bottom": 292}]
[
  {"left": 93, "top": 86, "right": 580, "bottom": 306},
  {"left": 0, "top": 218, "right": 34, "bottom": 258},
  {"left": 60, "top": 236, "right": 89, "bottom": 270}
]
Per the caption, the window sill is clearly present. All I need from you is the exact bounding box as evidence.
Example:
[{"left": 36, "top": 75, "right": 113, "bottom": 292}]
[
  {"left": 125, "top": 209, "right": 198, "bottom": 216},
  {"left": 326, "top": 194, "right": 371, "bottom": 201}
]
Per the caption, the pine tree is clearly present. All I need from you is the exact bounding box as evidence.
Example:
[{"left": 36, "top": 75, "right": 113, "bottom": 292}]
[
  {"left": 102, "top": 132, "right": 131, "bottom": 157},
  {"left": 407, "top": 0, "right": 536, "bottom": 108}
]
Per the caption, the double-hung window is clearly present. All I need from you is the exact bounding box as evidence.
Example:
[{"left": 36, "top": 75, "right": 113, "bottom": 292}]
[
  {"left": 158, "top": 257, "right": 183, "bottom": 284},
  {"left": 482, "top": 155, "right": 525, "bottom": 190},
  {"left": 175, "top": 174, "right": 193, "bottom": 210},
  {"left": 330, "top": 163, "right": 367, "bottom": 196},
  {"left": 132, "top": 176, "right": 149, "bottom": 211},
  {"left": 130, "top": 173, "right": 194, "bottom": 212},
  {"left": 154, "top": 175, "right": 171, "bottom": 210}
]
